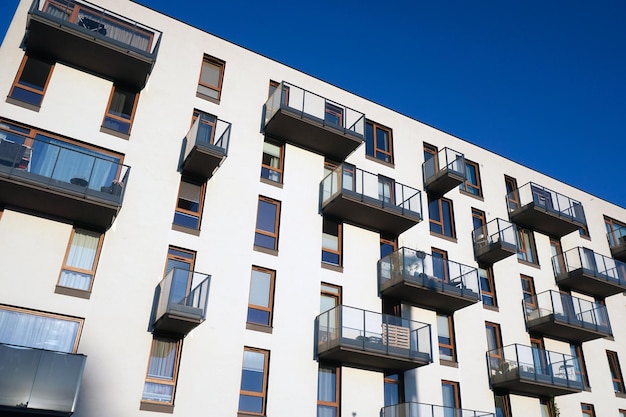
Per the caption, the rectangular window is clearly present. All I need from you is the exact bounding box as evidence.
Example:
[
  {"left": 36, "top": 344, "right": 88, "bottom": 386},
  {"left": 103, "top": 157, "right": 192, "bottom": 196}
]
[
  {"left": 517, "top": 227, "right": 538, "bottom": 264},
  {"left": 494, "top": 394, "right": 511, "bottom": 417},
  {"left": 431, "top": 248, "right": 449, "bottom": 282},
  {"left": 429, "top": 197, "right": 456, "bottom": 238},
  {"left": 192, "top": 109, "right": 218, "bottom": 145},
  {"left": 581, "top": 403, "right": 595, "bottom": 417},
  {"left": 460, "top": 160, "right": 482, "bottom": 196},
  {"left": 619, "top": 409, "right": 626, "bottom": 417},
  {"left": 247, "top": 266, "right": 276, "bottom": 328},
  {"left": 142, "top": 337, "right": 181, "bottom": 406},
  {"left": 504, "top": 175, "right": 519, "bottom": 211},
  {"left": 321, "top": 283, "right": 342, "bottom": 313},
  {"left": 173, "top": 177, "right": 206, "bottom": 230},
  {"left": 260, "top": 138, "right": 284, "bottom": 183},
  {"left": 605, "top": 216, "right": 626, "bottom": 246},
  {"left": 325, "top": 102, "right": 344, "bottom": 126},
  {"left": 540, "top": 398, "right": 554, "bottom": 417},
  {"left": 239, "top": 347, "right": 269, "bottom": 415},
  {"left": 479, "top": 266, "right": 497, "bottom": 307},
  {"left": 380, "top": 235, "right": 398, "bottom": 258},
  {"left": 384, "top": 373, "right": 404, "bottom": 407},
  {"left": 365, "top": 120, "right": 393, "bottom": 164},
  {"left": 9, "top": 55, "right": 53, "bottom": 108},
  {"left": 318, "top": 364, "right": 340, "bottom": 417},
  {"left": 102, "top": 84, "right": 138, "bottom": 136},
  {"left": 197, "top": 55, "right": 225, "bottom": 102},
  {"left": 322, "top": 217, "right": 342, "bottom": 266},
  {"left": 472, "top": 208, "right": 486, "bottom": 232},
  {"left": 268, "top": 80, "right": 279, "bottom": 98},
  {"left": 442, "top": 380, "right": 461, "bottom": 410},
  {"left": 486, "top": 322, "right": 503, "bottom": 370},
  {"left": 57, "top": 227, "right": 104, "bottom": 294},
  {"left": 378, "top": 175, "right": 395, "bottom": 205},
  {"left": 520, "top": 275, "right": 537, "bottom": 310},
  {"left": 166, "top": 246, "right": 196, "bottom": 273},
  {"left": 607, "top": 350, "right": 625, "bottom": 393},
  {"left": 437, "top": 314, "right": 456, "bottom": 362},
  {"left": 571, "top": 344, "right": 589, "bottom": 387},
  {"left": 254, "top": 196, "right": 281, "bottom": 251}
]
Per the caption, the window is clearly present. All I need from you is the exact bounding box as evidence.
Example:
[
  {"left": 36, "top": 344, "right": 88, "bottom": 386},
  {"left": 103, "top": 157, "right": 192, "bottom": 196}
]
[
  {"left": 197, "top": 55, "right": 225, "bottom": 102},
  {"left": 607, "top": 350, "right": 625, "bottom": 393},
  {"left": 191, "top": 109, "right": 218, "bottom": 144},
  {"left": 102, "top": 84, "right": 138, "bottom": 136},
  {"left": 365, "top": 120, "right": 393, "bottom": 163},
  {"left": 57, "top": 227, "right": 104, "bottom": 294},
  {"left": 173, "top": 177, "right": 206, "bottom": 230},
  {"left": 141, "top": 337, "right": 181, "bottom": 406},
  {"left": 380, "top": 235, "right": 398, "bottom": 258},
  {"left": 581, "top": 403, "right": 595, "bottom": 417},
  {"left": 530, "top": 336, "right": 549, "bottom": 375},
  {"left": 0, "top": 305, "right": 83, "bottom": 353},
  {"left": 605, "top": 216, "right": 626, "bottom": 246},
  {"left": 517, "top": 227, "right": 538, "bottom": 264},
  {"left": 571, "top": 344, "right": 589, "bottom": 387},
  {"left": 429, "top": 197, "right": 456, "bottom": 238},
  {"left": 9, "top": 55, "right": 53, "bottom": 108},
  {"left": 247, "top": 266, "right": 275, "bottom": 328},
  {"left": 424, "top": 142, "right": 438, "bottom": 163},
  {"left": 166, "top": 246, "right": 195, "bottom": 273},
  {"left": 441, "top": 380, "right": 461, "bottom": 411},
  {"left": 378, "top": 175, "right": 395, "bottom": 204},
  {"left": 460, "top": 160, "right": 482, "bottom": 196},
  {"left": 579, "top": 225, "right": 590, "bottom": 238},
  {"left": 384, "top": 373, "right": 404, "bottom": 406},
  {"left": 479, "top": 266, "right": 497, "bottom": 307},
  {"left": 437, "top": 313, "right": 456, "bottom": 362},
  {"left": 472, "top": 208, "right": 486, "bottom": 232},
  {"left": 321, "top": 283, "right": 342, "bottom": 313},
  {"left": 431, "top": 248, "right": 449, "bottom": 282},
  {"left": 325, "top": 103, "right": 344, "bottom": 126},
  {"left": 494, "top": 394, "right": 511, "bottom": 417},
  {"left": 619, "top": 409, "right": 626, "bottom": 417},
  {"left": 540, "top": 398, "right": 554, "bottom": 417},
  {"left": 520, "top": 275, "right": 537, "bottom": 311},
  {"left": 260, "top": 138, "right": 284, "bottom": 183},
  {"left": 322, "top": 217, "right": 342, "bottom": 266},
  {"left": 485, "top": 322, "right": 503, "bottom": 370},
  {"left": 318, "top": 364, "right": 340, "bottom": 417},
  {"left": 268, "top": 80, "right": 279, "bottom": 98},
  {"left": 550, "top": 238, "right": 565, "bottom": 276},
  {"left": 239, "top": 347, "right": 269, "bottom": 415},
  {"left": 254, "top": 196, "right": 281, "bottom": 251},
  {"left": 504, "top": 176, "right": 519, "bottom": 211}
]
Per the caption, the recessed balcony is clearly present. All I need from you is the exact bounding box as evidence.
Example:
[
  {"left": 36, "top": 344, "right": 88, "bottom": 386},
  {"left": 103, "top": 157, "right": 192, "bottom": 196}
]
[
  {"left": 152, "top": 268, "right": 211, "bottom": 337},
  {"left": 487, "top": 344, "right": 584, "bottom": 397},
  {"left": 506, "top": 182, "right": 586, "bottom": 238},
  {"left": 25, "top": 0, "right": 161, "bottom": 89},
  {"left": 0, "top": 122, "right": 129, "bottom": 230},
  {"left": 315, "top": 305, "right": 432, "bottom": 372},
  {"left": 422, "top": 147, "right": 465, "bottom": 196},
  {"left": 180, "top": 116, "right": 231, "bottom": 180},
  {"left": 472, "top": 218, "right": 517, "bottom": 265},
  {"left": 320, "top": 164, "right": 422, "bottom": 235},
  {"left": 553, "top": 247, "right": 626, "bottom": 297},
  {"left": 0, "top": 343, "right": 86, "bottom": 416},
  {"left": 381, "top": 403, "right": 495, "bottom": 417},
  {"left": 263, "top": 82, "right": 365, "bottom": 160},
  {"left": 378, "top": 247, "right": 480, "bottom": 313},
  {"left": 607, "top": 225, "right": 626, "bottom": 262},
  {"left": 524, "top": 290, "right": 612, "bottom": 343}
]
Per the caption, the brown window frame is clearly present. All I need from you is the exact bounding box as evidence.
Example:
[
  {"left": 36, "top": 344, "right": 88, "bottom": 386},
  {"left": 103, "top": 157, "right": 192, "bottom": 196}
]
[
  {"left": 325, "top": 102, "right": 344, "bottom": 126},
  {"left": 441, "top": 380, "right": 461, "bottom": 410},
  {"left": 380, "top": 235, "right": 398, "bottom": 258},
  {"left": 268, "top": 80, "right": 280, "bottom": 98},
  {"left": 384, "top": 372, "right": 404, "bottom": 405},
  {"left": 378, "top": 175, "right": 396, "bottom": 205},
  {"left": 247, "top": 266, "right": 276, "bottom": 328},
  {"left": 571, "top": 343, "right": 590, "bottom": 387},
  {"left": 437, "top": 313, "right": 456, "bottom": 362},
  {"left": 605, "top": 216, "right": 626, "bottom": 244},
  {"left": 321, "top": 282, "right": 342, "bottom": 309},
  {"left": 431, "top": 247, "right": 449, "bottom": 282},
  {"left": 581, "top": 403, "right": 596, "bottom": 417},
  {"left": 460, "top": 159, "right": 483, "bottom": 197},
  {"left": 517, "top": 227, "right": 538, "bottom": 264},
  {"left": 322, "top": 217, "right": 342, "bottom": 267},
  {"left": 197, "top": 55, "right": 225, "bottom": 102},
  {"left": 607, "top": 350, "right": 626, "bottom": 393},
  {"left": 521, "top": 274, "right": 537, "bottom": 308},
  {"left": 56, "top": 227, "right": 104, "bottom": 296},
  {"left": 166, "top": 246, "right": 196, "bottom": 276},
  {"left": 479, "top": 265, "right": 497, "bottom": 307},
  {"left": 365, "top": 120, "right": 394, "bottom": 164},
  {"left": 239, "top": 347, "right": 270, "bottom": 416},
  {"left": 9, "top": 54, "right": 54, "bottom": 108},
  {"left": 486, "top": 321, "right": 503, "bottom": 369},
  {"left": 429, "top": 197, "right": 456, "bottom": 238},
  {"left": 317, "top": 364, "right": 340, "bottom": 416},
  {"left": 141, "top": 337, "right": 182, "bottom": 408},
  {"left": 173, "top": 176, "right": 206, "bottom": 231},
  {"left": 504, "top": 175, "right": 519, "bottom": 211},
  {"left": 101, "top": 84, "right": 139, "bottom": 137},
  {"left": 260, "top": 138, "right": 284, "bottom": 184},
  {"left": 619, "top": 409, "right": 626, "bottom": 417},
  {"left": 494, "top": 394, "right": 511, "bottom": 417},
  {"left": 254, "top": 196, "right": 281, "bottom": 252}
]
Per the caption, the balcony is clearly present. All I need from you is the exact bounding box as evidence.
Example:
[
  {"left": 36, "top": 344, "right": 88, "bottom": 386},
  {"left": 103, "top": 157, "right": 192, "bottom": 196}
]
[
  {"left": 506, "top": 182, "right": 586, "bottom": 238},
  {"left": 25, "top": 0, "right": 161, "bottom": 89},
  {"left": 152, "top": 268, "right": 211, "bottom": 337},
  {"left": 180, "top": 116, "right": 231, "bottom": 180},
  {"left": 0, "top": 343, "right": 86, "bottom": 416},
  {"left": 315, "top": 305, "right": 432, "bottom": 372},
  {"left": 487, "top": 344, "right": 584, "bottom": 397},
  {"left": 607, "top": 225, "right": 626, "bottom": 262},
  {"left": 472, "top": 218, "right": 517, "bottom": 265},
  {"left": 378, "top": 248, "right": 480, "bottom": 313},
  {"left": 553, "top": 247, "right": 626, "bottom": 297},
  {"left": 422, "top": 147, "right": 465, "bottom": 196},
  {"left": 381, "top": 403, "right": 495, "bottom": 417},
  {"left": 524, "top": 290, "right": 612, "bottom": 343},
  {"left": 263, "top": 82, "right": 365, "bottom": 160},
  {"left": 321, "top": 164, "right": 422, "bottom": 235},
  {"left": 0, "top": 124, "right": 129, "bottom": 230}
]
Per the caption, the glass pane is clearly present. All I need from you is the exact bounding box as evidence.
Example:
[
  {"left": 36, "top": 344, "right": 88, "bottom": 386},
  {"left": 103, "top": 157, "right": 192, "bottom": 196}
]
[
  {"left": 241, "top": 351, "right": 265, "bottom": 392},
  {"left": 247, "top": 308, "right": 270, "bottom": 326},
  {"left": 147, "top": 339, "right": 177, "bottom": 379},
  {"left": 19, "top": 57, "right": 50, "bottom": 90},
  {"left": 65, "top": 229, "right": 100, "bottom": 270},
  {"left": 317, "top": 367, "right": 336, "bottom": 402},
  {"left": 256, "top": 200, "right": 277, "bottom": 233},
  {"left": 200, "top": 61, "right": 220, "bottom": 87},
  {"left": 238, "top": 394, "right": 263, "bottom": 413},
  {"left": 0, "top": 309, "right": 79, "bottom": 353},
  {"left": 249, "top": 270, "right": 271, "bottom": 308},
  {"left": 142, "top": 382, "right": 173, "bottom": 402}
]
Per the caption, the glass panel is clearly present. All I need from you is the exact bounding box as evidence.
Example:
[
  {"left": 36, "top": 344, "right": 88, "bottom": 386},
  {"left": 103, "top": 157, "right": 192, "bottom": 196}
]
[
  {"left": 256, "top": 200, "right": 277, "bottom": 233},
  {"left": 249, "top": 270, "right": 271, "bottom": 308},
  {"left": 146, "top": 340, "right": 177, "bottom": 380},
  {"left": 238, "top": 395, "right": 263, "bottom": 413},
  {"left": 317, "top": 367, "right": 336, "bottom": 402},
  {"left": 241, "top": 350, "right": 265, "bottom": 392},
  {"left": 200, "top": 61, "right": 220, "bottom": 87},
  {"left": 0, "top": 309, "right": 79, "bottom": 353},
  {"left": 19, "top": 57, "right": 50, "bottom": 91},
  {"left": 59, "top": 229, "right": 100, "bottom": 290}
]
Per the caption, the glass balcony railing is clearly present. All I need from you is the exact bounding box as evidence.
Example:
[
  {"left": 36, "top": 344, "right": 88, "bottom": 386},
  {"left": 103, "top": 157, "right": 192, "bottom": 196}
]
[
  {"left": 316, "top": 305, "right": 432, "bottom": 371},
  {"left": 378, "top": 247, "right": 480, "bottom": 311},
  {"left": 0, "top": 343, "right": 86, "bottom": 415},
  {"left": 524, "top": 290, "right": 612, "bottom": 341},
  {"left": 181, "top": 115, "right": 231, "bottom": 179},
  {"left": 553, "top": 247, "right": 626, "bottom": 296},
  {"left": 472, "top": 218, "right": 517, "bottom": 264},
  {"left": 422, "top": 147, "right": 465, "bottom": 195},
  {"left": 153, "top": 268, "right": 211, "bottom": 336},
  {"left": 381, "top": 402, "right": 495, "bottom": 417},
  {"left": 607, "top": 224, "right": 626, "bottom": 261}
]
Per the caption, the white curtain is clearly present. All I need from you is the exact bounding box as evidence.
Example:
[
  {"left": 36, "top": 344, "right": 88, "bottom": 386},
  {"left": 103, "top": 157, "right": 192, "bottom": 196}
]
[
  {"left": 59, "top": 229, "right": 101, "bottom": 290},
  {"left": 0, "top": 309, "right": 79, "bottom": 353},
  {"left": 143, "top": 339, "right": 177, "bottom": 402}
]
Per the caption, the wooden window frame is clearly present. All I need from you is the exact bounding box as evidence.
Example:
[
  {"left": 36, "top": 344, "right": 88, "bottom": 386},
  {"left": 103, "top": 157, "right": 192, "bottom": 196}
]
[
  {"left": 141, "top": 337, "right": 182, "bottom": 409},
  {"left": 460, "top": 160, "right": 483, "bottom": 197},
  {"left": 101, "top": 84, "right": 139, "bottom": 137},
  {"left": 247, "top": 266, "right": 276, "bottom": 328},
  {"left": 197, "top": 55, "right": 225, "bottom": 102},
  {"left": 8, "top": 54, "right": 54, "bottom": 109},
  {"left": 365, "top": 120, "right": 394, "bottom": 164},
  {"left": 504, "top": 175, "right": 519, "bottom": 211},
  {"left": 378, "top": 175, "right": 396, "bottom": 205},
  {"left": 173, "top": 176, "right": 206, "bottom": 231},
  {"left": 239, "top": 347, "right": 270, "bottom": 416},
  {"left": 322, "top": 217, "right": 342, "bottom": 267},
  {"left": 321, "top": 282, "right": 342, "bottom": 307},
  {"left": 607, "top": 350, "right": 626, "bottom": 393},
  {"left": 580, "top": 403, "right": 595, "bottom": 417},
  {"left": 571, "top": 343, "right": 590, "bottom": 387},
  {"left": 260, "top": 138, "right": 284, "bottom": 184},
  {"left": 268, "top": 80, "right": 280, "bottom": 98},
  {"left": 317, "top": 364, "right": 340, "bottom": 417},
  {"left": 441, "top": 380, "right": 461, "bottom": 410},
  {"left": 494, "top": 394, "right": 511, "bottom": 417},
  {"left": 486, "top": 321, "right": 503, "bottom": 368},
  {"left": 384, "top": 372, "right": 404, "bottom": 406},
  {"left": 479, "top": 266, "right": 497, "bottom": 307},
  {"left": 517, "top": 227, "right": 538, "bottom": 265},
  {"left": 254, "top": 196, "right": 281, "bottom": 252},
  {"left": 437, "top": 313, "right": 456, "bottom": 362},
  {"left": 431, "top": 247, "right": 449, "bottom": 282},
  {"left": 521, "top": 275, "right": 537, "bottom": 308},
  {"left": 605, "top": 216, "right": 626, "bottom": 244},
  {"left": 324, "top": 102, "right": 344, "bottom": 126},
  {"left": 429, "top": 197, "right": 456, "bottom": 238},
  {"left": 380, "top": 235, "right": 398, "bottom": 258},
  {"left": 619, "top": 409, "right": 626, "bottom": 417},
  {"left": 56, "top": 227, "right": 104, "bottom": 296}
]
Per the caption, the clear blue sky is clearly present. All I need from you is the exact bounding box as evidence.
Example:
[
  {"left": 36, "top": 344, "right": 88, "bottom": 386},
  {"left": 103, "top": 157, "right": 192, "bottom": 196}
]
[{"left": 1, "top": 0, "right": 625, "bottom": 208}]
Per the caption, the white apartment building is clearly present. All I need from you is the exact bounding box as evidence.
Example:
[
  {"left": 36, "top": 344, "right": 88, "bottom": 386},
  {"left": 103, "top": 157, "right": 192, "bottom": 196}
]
[{"left": 0, "top": 1, "right": 625, "bottom": 417}]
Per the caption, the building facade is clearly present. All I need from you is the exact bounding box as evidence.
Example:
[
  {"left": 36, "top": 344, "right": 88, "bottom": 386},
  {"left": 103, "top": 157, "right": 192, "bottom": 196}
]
[{"left": 0, "top": 1, "right": 625, "bottom": 417}]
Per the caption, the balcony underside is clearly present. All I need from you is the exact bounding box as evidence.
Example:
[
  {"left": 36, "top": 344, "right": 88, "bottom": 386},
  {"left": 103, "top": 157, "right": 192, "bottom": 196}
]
[
  {"left": 474, "top": 241, "right": 517, "bottom": 265},
  {"left": 610, "top": 244, "right": 626, "bottom": 263},
  {"left": 264, "top": 107, "right": 363, "bottom": 161},
  {"left": 321, "top": 191, "right": 421, "bottom": 235},
  {"left": 424, "top": 170, "right": 464, "bottom": 196},
  {"left": 509, "top": 203, "right": 584, "bottom": 238},
  {"left": 0, "top": 171, "right": 121, "bottom": 230},
  {"left": 491, "top": 369, "right": 584, "bottom": 397},
  {"left": 152, "top": 305, "right": 204, "bottom": 337},
  {"left": 556, "top": 268, "right": 626, "bottom": 298},
  {"left": 526, "top": 314, "right": 612, "bottom": 343},
  {"left": 317, "top": 340, "right": 430, "bottom": 372},
  {"left": 181, "top": 145, "right": 226, "bottom": 180},
  {"left": 26, "top": 14, "right": 154, "bottom": 89},
  {"left": 380, "top": 276, "right": 479, "bottom": 313}
]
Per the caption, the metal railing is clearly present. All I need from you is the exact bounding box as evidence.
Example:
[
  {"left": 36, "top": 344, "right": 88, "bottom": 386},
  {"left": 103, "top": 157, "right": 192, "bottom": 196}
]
[
  {"left": 422, "top": 147, "right": 465, "bottom": 184},
  {"left": 184, "top": 116, "right": 231, "bottom": 159},
  {"left": 154, "top": 268, "right": 211, "bottom": 325},
  {"left": 507, "top": 182, "right": 586, "bottom": 224},
  {"left": 381, "top": 402, "right": 495, "bottom": 417},
  {"left": 472, "top": 218, "right": 517, "bottom": 249},
  {"left": 553, "top": 247, "right": 626, "bottom": 287}
]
